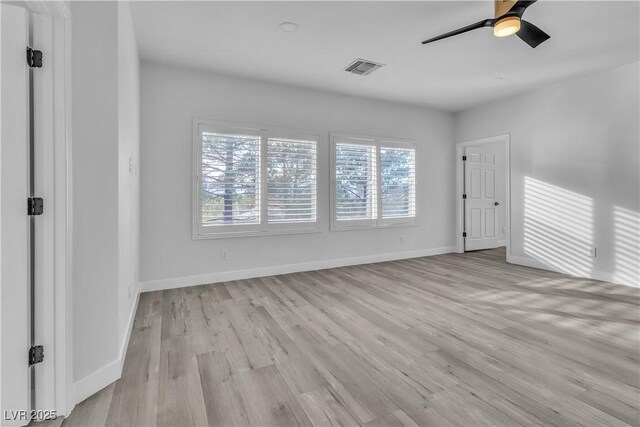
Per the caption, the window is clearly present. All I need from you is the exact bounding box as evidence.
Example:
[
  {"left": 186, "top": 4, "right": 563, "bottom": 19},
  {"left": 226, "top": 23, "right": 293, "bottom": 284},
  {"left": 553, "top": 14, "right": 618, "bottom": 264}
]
[
  {"left": 381, "top": 146, "right": 416, "bottom": 219},
  {"left": 201, "top": 132, "right": 261, "bottom": 226},
  {"left": 267, "top": 138, "right": 317, "bottom": 225},
  {"left": 331, "top": 134, "right": 417, "bottom": 230},
  {"left": 335, "top": 142, "right": 377, "bottom": 223},
  {"left": 194, "top": 120, "right": 319, "bottom": 238}
]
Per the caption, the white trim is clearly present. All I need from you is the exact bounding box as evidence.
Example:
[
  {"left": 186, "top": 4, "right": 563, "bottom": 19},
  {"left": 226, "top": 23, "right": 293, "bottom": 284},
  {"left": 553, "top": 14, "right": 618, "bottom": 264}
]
[
  {"left": 32, "top": 11, "right": 56, "bottom": 416},
  {"left": 455, "top": 134, "right": 510, "bottom": 255},
  {"left": 506, "top": 254, "right": 638, "bottom": 288},
  {"left": 55, "top": 5, "right": 74, "bottom": 416},
  {"left": 21, "top": 0, "right": 73, "bottom": 417},
  {"left": 72, "top": 289, "right": 139, "bottom": 404},
  {"left": 71, "top": 358, "right": 119, "bottom": 408},
  {"left": 193, "top": 226, "right": 322, "bottom": 240},
  {"left": 140, "top": 246, "right": 457, "bottom": 293},
  {"left": 60, "top": 10, "right": 74, "bottom": 416},
  {"left": 506, "top": 254, "right": 548, "bottom": 270},
  {"left": 330, "top": 132, "right": 418, "bottom": 231},
  {"left": 118, "top": 290, "right": 140, "bottom": 382}
]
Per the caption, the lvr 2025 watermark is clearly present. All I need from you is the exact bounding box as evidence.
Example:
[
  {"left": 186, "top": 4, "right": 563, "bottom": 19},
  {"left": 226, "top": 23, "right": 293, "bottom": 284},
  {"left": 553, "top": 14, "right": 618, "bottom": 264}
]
[{"left": 4, "top": 409, "right": 57, "bottom": 421}]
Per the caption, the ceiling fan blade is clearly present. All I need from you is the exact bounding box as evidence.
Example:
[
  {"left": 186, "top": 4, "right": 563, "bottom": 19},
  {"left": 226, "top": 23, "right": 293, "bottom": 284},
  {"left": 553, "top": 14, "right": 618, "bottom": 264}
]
[
  {"left": 422, "top": 19, "right": 494, "bottom": 44},
  {"left": 517, "top": 20, "right": 550, "bottom": 48},
  {"left": 507, "top": 0, "right": 538, "bottom": 18}
]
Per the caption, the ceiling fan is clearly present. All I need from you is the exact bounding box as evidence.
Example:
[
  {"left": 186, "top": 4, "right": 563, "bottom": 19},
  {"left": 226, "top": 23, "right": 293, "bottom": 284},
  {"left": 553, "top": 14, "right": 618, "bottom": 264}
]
[{"left": 421, "top": 0, "right": 550, "bottom": 48}]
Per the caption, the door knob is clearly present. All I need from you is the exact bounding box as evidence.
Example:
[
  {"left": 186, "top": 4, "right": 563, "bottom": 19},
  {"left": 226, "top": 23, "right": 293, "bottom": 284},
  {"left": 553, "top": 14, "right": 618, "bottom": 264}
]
[{"left": 494, "top": 202, "right": 500, "bottom": 206}]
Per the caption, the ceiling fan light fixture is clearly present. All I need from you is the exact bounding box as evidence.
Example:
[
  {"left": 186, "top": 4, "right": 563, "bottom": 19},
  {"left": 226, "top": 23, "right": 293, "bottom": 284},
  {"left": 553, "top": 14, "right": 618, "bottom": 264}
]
[{"left": 493, "top": 16, "right": 521, "bottom": 37}]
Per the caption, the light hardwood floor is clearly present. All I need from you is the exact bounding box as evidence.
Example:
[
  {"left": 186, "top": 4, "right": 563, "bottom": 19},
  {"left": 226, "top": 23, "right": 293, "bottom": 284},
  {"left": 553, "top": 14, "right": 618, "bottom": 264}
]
[{"left": 63, "top": 248, "right": 640, "bottom": 426}]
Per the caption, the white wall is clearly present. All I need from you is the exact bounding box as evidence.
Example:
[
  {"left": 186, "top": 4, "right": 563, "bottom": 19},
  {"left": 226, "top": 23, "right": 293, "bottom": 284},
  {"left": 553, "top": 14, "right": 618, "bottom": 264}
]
[
  {"left": 139, "top": 62, "right": 456, "bottom": 288},
  {"left": 455, "top": 61, "right": 640, "bottom": 287},
  {"left": 71, "top": 0, "right": 140, "bottom": 401},
  {"left": 71, "top": 0, "right": 119, "bottom": 383}
]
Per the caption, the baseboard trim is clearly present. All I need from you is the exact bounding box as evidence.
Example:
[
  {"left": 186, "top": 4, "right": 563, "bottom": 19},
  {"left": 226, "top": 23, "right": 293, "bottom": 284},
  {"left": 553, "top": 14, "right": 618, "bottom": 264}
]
[
  {"left": 140, "top": 246, "right": 457, "bottom": 293},
  {"left": 506, "top": 254, "right": 548, "bottom": 271},
  {"left": 72, "top": 289, "right": 140, "bottom": 405},
  {"left": 118, "top": 288, "right": 140, "bottom": 369},
  {"left": 72, "top": 357, "right": 120, "bottom": 406},
  {"left": 506, "top": 254, "right": 638, "bottom": 288}
]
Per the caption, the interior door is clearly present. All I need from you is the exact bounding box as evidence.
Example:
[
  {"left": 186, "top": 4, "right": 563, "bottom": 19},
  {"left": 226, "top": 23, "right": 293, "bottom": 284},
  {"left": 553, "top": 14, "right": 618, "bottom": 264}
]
[
  {"left": 464, "top": 144, "right": 499, "bottom": 251},
  {"left": 0, "top": 3, "right": 32, "bottom": 426}
]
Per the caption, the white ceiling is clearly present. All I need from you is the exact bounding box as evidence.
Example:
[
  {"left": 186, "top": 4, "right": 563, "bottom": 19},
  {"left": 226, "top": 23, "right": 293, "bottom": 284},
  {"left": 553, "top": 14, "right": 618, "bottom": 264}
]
[{"left": 130, "top": 1, "right": 640, "bottom": 112}]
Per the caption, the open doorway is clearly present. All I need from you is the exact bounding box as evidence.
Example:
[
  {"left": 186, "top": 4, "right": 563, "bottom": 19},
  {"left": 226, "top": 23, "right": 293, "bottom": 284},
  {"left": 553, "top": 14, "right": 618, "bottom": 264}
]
[{"left": 455, "top": 134, "right": 510, "bottom": 256}]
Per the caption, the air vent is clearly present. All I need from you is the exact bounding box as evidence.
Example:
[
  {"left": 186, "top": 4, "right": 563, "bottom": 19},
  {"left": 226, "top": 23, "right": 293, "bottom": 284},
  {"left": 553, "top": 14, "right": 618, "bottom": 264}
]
[{"left": 344, "top": 59, "right": 384, "bottom": 76}]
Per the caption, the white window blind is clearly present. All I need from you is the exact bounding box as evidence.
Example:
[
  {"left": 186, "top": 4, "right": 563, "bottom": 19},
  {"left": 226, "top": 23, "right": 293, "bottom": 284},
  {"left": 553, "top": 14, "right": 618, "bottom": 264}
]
[
  {"left": 335, "top": 142, "right": 377, "bottom": 221},
  {"left": 195, "top": 120, "right": 321, "bottom": 238},
  {"left": 331, "top": 134, "right": 417, "bottom": 230},
  {"left": 381, "top": 146, "right": 416, "bottom": 219},
  {"left": 267, "top": 137, "right": 317, "bottom": 224},
  {"left": 200, "top": 132, "right": 261, "bottom": 225}
]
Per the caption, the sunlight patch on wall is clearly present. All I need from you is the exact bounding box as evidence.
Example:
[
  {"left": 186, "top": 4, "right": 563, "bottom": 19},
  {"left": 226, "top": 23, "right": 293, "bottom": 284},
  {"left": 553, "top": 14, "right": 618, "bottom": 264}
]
[
  {"left": 524, "top": 177, "right": 594, "bottom": 277},
  {"left": 613, "top": 206, "right": 640, "bottom": 287}
]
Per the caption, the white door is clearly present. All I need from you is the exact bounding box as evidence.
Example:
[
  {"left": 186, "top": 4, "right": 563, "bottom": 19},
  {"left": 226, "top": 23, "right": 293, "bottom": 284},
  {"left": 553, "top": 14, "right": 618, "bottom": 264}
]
[
  {"left": 0, "top": 4, "right": 31, "bottom": 426},
  {"left": 464, "top": 144, "right": 499, "bottom": 251}
]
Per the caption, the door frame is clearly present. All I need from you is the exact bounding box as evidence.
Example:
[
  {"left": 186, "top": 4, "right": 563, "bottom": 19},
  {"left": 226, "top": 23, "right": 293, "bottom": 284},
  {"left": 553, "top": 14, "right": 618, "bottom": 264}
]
[
  {"left": 20, "top": 0, "right": 74, "bottom": 418},
  {"left": 455, "top": 134, "right": 510, "bottom": 254}
]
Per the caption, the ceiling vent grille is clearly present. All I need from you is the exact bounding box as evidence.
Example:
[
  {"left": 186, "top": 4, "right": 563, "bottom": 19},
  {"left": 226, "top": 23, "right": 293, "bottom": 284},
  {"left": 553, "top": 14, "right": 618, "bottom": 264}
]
[{"left": 344, "top": 59, "right": 384, "bottom": 76}]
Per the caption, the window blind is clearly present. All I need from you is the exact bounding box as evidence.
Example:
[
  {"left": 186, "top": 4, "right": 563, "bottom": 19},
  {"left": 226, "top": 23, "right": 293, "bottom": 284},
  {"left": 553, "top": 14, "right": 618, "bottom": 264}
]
[
  {"left": 381, "top": 146, "right": 416, "bottom": 218},
  {"left": 200, "top": 132, "right": 261, "bottom": 225},
  {"left": 335, "top": 142, "right": 377, "bottom": 221},
  {"left": 267, "top": 137, "right": 317, "bottom": 224}
]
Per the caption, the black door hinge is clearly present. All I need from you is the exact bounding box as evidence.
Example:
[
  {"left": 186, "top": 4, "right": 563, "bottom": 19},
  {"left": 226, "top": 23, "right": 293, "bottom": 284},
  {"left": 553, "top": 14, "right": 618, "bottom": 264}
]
[
  {"left": 29, "top": 345, "right": 44, "bottom": 366},
  {"left": 26, "top": 47, "right": 43, "bottom": 68},
  {"left": 462, "top": 155, "right": 467, "bottom": 161},
  {"left": 462, "top": 232, "right": 467, "bottom": 238},
  {"left": 462, "top": 194, "right": 467, "bottom": 199},
  {"left": 28, "top": 197, "right": 44, "bottom": 215}
]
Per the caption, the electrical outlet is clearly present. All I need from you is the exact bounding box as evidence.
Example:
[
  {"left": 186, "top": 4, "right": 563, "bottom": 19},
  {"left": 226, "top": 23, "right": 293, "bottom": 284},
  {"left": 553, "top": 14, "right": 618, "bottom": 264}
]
[
  {"left": 589, "top": 248, "right": 597, "bottom": 258},
  {"left": 129, "top": 157, "right": 134, "bottom": 173},
  {"left": 502, "top": 226, "right": 506, "bottom": 234},
  {"left": 221, "top": 250, "right": 228, "bottom": 261},
  {"left": 400, "top": 234, "right": 406, "bottom": 243}
]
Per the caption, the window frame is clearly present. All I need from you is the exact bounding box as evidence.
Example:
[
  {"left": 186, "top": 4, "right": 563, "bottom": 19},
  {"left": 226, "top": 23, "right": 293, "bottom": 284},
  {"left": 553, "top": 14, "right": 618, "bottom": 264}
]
[
  {"left": 193, "top": 119, "right": 321, "bottom": 239},
  {"left": 330, "top": 133, "right": 418, "bottom": 231}
]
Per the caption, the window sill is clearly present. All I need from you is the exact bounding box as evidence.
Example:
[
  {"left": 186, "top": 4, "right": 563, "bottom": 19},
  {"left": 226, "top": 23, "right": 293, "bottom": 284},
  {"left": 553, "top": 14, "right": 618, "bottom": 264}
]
[
  {"left": 330, "top": 219, "right": 419, "bottom": 232},
  {"left": 193, "top": 225, "right": 322, "bottom": 240}
]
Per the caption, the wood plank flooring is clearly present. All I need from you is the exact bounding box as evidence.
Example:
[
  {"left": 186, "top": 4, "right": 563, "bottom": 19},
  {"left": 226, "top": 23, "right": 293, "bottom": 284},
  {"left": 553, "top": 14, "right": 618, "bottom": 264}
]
[{"left": 63, "top": 248, "right": 640, "bottom": 426}]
